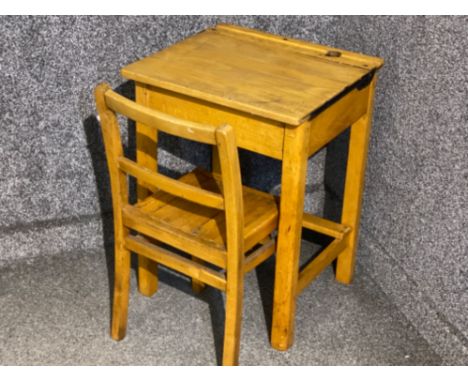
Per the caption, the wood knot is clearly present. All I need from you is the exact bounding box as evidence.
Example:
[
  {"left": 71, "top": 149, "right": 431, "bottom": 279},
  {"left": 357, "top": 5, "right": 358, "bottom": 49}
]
[{"left": 325, "top": 50, "right": 341, "bottom": 57}]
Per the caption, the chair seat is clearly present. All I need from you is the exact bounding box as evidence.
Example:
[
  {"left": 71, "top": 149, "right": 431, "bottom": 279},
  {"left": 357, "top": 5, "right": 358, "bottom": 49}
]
[{"left": 122, "top": 168, "right": 278, "bottom": 268}]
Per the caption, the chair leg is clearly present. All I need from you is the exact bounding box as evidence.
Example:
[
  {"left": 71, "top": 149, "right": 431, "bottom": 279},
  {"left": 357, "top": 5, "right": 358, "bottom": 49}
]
[
  {"left": 111, "top": 243, "right": 131, "bottom": 341},
  {"left": 138, "top": 256, "right": 158, "bottom": 297},
  {"left": 191, "top": 256, "right": 206, "bottom": 294},
  {"left": 222, "top": 271, "right": 244, "bottom": 366}
]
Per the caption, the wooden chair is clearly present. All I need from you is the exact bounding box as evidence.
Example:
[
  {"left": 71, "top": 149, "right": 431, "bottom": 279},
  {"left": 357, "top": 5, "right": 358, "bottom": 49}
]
[{"left": 94, "top": 83, "right": 278, "bottom": 366}]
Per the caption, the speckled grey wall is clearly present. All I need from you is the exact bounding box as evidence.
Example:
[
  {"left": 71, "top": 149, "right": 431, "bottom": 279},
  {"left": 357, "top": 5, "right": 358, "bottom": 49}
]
[{"left": 0, "top": 16, "right": 466, "bottom": 364}]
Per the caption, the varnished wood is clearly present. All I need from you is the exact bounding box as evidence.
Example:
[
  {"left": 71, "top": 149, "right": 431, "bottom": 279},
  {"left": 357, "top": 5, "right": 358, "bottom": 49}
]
[
  {"left": 302, "top": 213, "right": 351, "bottom": 240},
  {"left": 96, "top": 84, "right": 278, "bottom": 365},
  {"left": 138, "top": 161, "right": 217, "bottom": 294},
  {"left": 119, "top": 24, "right": 383, "bottom": 355},
  {"left": 94, "top": 85, "right": 131, "bottom": 340},
  {"left": 122, "top": 202, "right": 227, "bottom": 268},
  {"left": 212, "top": 146, "right": 221, "bottom": 174},
  {"left": 135, "top": 83, "right": 158, "bottom": 298},
  {"left": 95, "top": 83, "right": 112, "bottom": 116},
  {"left": 308, "top": 85, "right": 370, "bottom": 156},
  {"left": 142, "top": 86, "right": 285, "bottom": 160},
  {"left": 126, "top": 235, "right": 227, "bottom": 291},
  {"left": 107, "top": 84, "right": 230, "bottom": 298},
  {"left": 120, "top": 168, "right": 277, "bottom": 268},
  {"left": 191, "top": 256, "right": 207, "bottom": 294},
  {"left": 192, "top": 189, "right": 278, "bottom": 253},
  {"left": 122, "top": 25, "right": 381, "bottom": 125},
  {"left": 296, "top": 237, "right": 348, "bottom": 295},
  {"left": 336, "top": 77, "right": 378, "bottom": 284},
  {"left": 215, "top": 24, "right": 384, "bottom": 71},
  {"left": 105, "top": 89, "right": 218, "bottom": 145},
  {"left": 216, "top": 124, "right": 244, "bottom": 365},
  {"left": 244, "top": 238, "right": 276, "bottom": 274},
  {"left": 271, "top": 121, "right": 310, "bottom": 351},
  {"left": 118, "top": 157, "right": 225, "bottom": 210}
]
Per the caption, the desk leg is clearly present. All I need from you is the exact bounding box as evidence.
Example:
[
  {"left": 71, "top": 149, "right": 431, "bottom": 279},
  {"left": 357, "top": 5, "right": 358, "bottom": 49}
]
[
  {"left": 336, "top": 77, "right": 377, "bottom": 284},
  {"left": 212, "top": 146, "right": 221, "bottom": 174},
  {"left": 271, "top": 122, "right": 310, "bottom": 350},
  {"left": 135, "top": 83, "right": 158, "bottom": 296}
]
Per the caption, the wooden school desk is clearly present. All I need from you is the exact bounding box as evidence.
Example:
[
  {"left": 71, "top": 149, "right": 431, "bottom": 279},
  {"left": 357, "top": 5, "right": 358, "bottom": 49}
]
[{"left": 120, "top": 24, "right": 384, "bottom": 351}]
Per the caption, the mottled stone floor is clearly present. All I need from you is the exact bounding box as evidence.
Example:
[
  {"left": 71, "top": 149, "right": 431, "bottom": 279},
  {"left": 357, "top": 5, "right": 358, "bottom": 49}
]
[{"left": 0, "top": 241, "right": 441, "bottom": 365}]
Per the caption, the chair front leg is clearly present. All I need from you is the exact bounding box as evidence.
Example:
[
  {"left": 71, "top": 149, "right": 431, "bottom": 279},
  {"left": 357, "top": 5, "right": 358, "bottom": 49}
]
[{"left": 222, "top": 267, "right": 244, "bottom": 366}]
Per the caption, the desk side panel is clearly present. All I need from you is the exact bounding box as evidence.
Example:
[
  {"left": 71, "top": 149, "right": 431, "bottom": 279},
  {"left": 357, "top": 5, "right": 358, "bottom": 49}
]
[
  {"left": 308, "top": 85, "right": 370, "bottom": 156},
  {"left": 142, "top": 84, "right": 285, "bottom": 160}
]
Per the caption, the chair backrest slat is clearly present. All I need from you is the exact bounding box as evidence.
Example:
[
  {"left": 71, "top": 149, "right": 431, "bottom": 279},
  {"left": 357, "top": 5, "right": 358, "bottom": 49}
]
[
  {"left": 104, "top": 89, "right": 217, "bottom": 145},
  {"left": 117, "top": 157, "right": 225, "bottom": 210}
]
